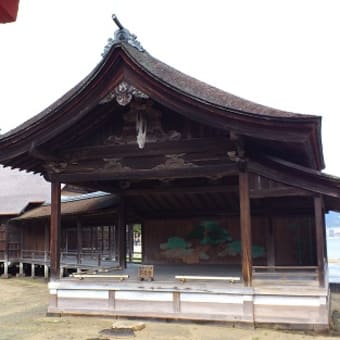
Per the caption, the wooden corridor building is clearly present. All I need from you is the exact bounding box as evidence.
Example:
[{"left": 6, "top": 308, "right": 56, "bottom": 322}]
[{"left": 0, "top": 18, "right": 339, "bottom": 329}]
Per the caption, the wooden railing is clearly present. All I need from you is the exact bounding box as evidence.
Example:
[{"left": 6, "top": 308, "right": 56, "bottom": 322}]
[
  {"left": 21, "top": 250, "right": 50, "bottom": 263},
  {"left": 60, "top": 251, "right": 115, "bottom": 268},
  {"left": 3, "top": 248, "right": 140, "bottom": 270}
]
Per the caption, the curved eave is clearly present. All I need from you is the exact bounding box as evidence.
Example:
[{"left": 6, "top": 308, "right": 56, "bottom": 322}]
[
  {"left": 249, "top": 155, "right": 340, "bottom": 198},
  {"left": 118, "top": 43, "right": 324, "bottom": 169},
  {"left": 0, "top": 41, "right": 324, "bottom": 171}
]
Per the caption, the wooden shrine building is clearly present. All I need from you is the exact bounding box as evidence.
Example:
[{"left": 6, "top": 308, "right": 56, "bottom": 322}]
[
  {"left": 0, "top": 17, "right": 339, "bottom": 329},
  {"left": 7, "top": 190, "right": 121, "bottom": 278}
]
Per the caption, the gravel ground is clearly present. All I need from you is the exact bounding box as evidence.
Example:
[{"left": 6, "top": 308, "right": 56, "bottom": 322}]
[{"left": 0, "top": 277, "right": 339, "bottom": 340}]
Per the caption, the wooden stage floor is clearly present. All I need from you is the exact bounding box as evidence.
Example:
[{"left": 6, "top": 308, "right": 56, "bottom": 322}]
[
  {"left": 62, "top": 263, "right": 321, "bottom": 288},
  {"left": 72, "top": 263, "right": 242, "bottom": 280}
]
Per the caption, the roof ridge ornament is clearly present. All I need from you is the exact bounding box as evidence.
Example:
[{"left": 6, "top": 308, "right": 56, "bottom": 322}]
[{"left": 102, "top": 14, "right": 144, "bottom": 56}]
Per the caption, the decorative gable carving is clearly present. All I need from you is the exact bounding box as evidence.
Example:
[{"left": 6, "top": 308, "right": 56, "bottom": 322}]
[
  {"left": 104, "top": 102, "right": 182, "bottom": 149},
  {"left": 100, "top": 81, "right": 148, "bottom": 106}
]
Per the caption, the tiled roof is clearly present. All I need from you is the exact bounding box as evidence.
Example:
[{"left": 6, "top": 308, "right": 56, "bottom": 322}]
[{"left": 13, "top": 191, "right": 119, "bottom": 220}]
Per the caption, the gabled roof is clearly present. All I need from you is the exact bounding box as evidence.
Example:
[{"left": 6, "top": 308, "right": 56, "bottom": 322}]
[
  {"left": 0, "top": 165, "right": 50, "bottom": 215},
  {"left": 0, "top": 27, "right": 324, "bottom": 173}
]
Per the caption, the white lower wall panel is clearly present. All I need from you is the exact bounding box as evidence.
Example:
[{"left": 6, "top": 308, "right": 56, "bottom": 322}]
[
  {"left": 58, "top": 290, "right": 108, "bottom": 299},
  {"left": 254, "top": 295, "right": 322, "bottom": 307},
  {"left": 115, "top": 291, "right": 172, "bottom": 301},
  {"left": 58, "top": 297, "right": 109, "bottom": 310},
  {"left": 180, "top": 293, "right": 244, "bottom": 304},
  {"left": 48, "top": 283, "right": 330, "bottom": 329}
]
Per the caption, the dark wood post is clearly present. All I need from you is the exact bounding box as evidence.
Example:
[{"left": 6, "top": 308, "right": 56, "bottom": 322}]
[
  {"left": 108, "top": 225, "right": 113, "bottom": 258},
  {"left": 127, "top": 224, "right": 133, "bottom": 262},
  {"left": 44, "top": 223, "right": 50, "bottom": 279},
  {"left": 118, "top": 200, "right": 127, "bottom": 269},
  {"left": 50, "top": 181, "right": 61, "bottom": 280},
  {"left": 76, "top": 219, "right": 82, "bottom": 265},
  {"left": 114, "top": 223, "right": 119, "bottom": 261},
  {"left": 3, "top": 224, "right": 9, "bottom": 278},
  {"left": 265, "top": 213, "right": 275, "bottom": 268},
  {"left": 90, "top": 226, "right": 94, "bottom": 251},
  {"left": 101, "top": 226, "right": 105, "bottom": 252},
  {"left": 314, "top": 196, "right": 325, "bottom": 287},
  {"left": 239, "top": 171, "right": 252, "bottom": 286}
]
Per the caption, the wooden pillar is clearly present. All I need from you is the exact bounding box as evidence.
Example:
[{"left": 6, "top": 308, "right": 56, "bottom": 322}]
[
  {"left": 50, "top": 181, "right": 61, "bottom": 280},
  {"left": 44, "top": 264, "right": 49, "bottom": 279},
  {"left": 265, "top": 214, "right": 275, "bottom": 267},
  {"left": 19, "top": 262, "right": 24, "bottom": 276},
  {"left": 44, "top": 223, "right": 49, "bottom": 260},
  {"left": 127, "top": 225, "right": 133, "bottom": 262},
  {"left": 31, "top": 263, "right": 35, "bottom": 278},
  {"left": 118, "top": 200, "right": 127, "bottom": 269},
  {"left": 59, "top": 266, "right": 64, "bottom": 280},
  {"left": 2, "top": 226, "right": 9, "bottom": 278},
  {"left": 108, "top": 225, "right": 113, "bottom": 259},
  {"left": 114, "top": 224, "right": 119, "bottom": 261},
  {"left": 20, "top": 227, "right": 24, "bottom": 261},
  {"left": 141, "top": 223, "right": 144, "bottom": 263},
  {"left": 65, "top": 230, "right": 69, "bottom": 252},
  {"left": 94, "top": 227, "right": 97, "bottom": 251},
  {"left": 90, "top": 227, "right": 94, "bottom": 251},
  {"left": 76, "top": 219, "right": 82, "bottom": 266},
  {"left": 322, "top": 212, "right": 328, "bottom": 276},
  {"left": 44, "top": 223, "right": 49, "bottom": 279},
  {"left": 239, "top": 171, "right": 252, "bottom": 286},
  {"left": 314, "top": 196, "right": 325, "bottom": 287},
  {"left": 3, "top": 259, "right": 8, "bottom": 278},
  {"left": 101, "top": 226, "right": 105, "bottom": 252}
]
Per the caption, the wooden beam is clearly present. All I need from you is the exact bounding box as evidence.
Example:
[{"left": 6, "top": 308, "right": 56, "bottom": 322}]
[
  {"left": 50, "top": 181, "right": 61, "bottom": 280},
  {"left": 51, "top": 155, "right": 233, "bottom": 176},
  {"left": 118, "top": 200, "right": 127, "bottom": 269},
  {"left": 123, "top": 185, "right": 239, "bottom": 196},
  {"left": 49, "top": 163, "right": 237, "bottom": 182},
  {"left": 314, "top": 196, "right": 325, "bottom": 287},
  {"left": 239, "top": 171, "right": 252, "bottom": 286},
  {"left": 137, "top": 206, "right": 314, "bottom": 220},
  {"left": 250, "top": 187, "right": 311, "bottom": 199},
  {"left": 62, "top": 138, "right": 236, "bottom": 161}
]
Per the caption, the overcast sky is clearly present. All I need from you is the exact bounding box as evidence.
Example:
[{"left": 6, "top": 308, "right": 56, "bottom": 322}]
[{"left": 1, "top": 1, "right": 340, "bottom": 174}]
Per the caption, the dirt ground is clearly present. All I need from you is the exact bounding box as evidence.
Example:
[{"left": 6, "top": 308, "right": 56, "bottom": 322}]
[{"left": 0, "top": 278, "right": 340, "bottom": 340}]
